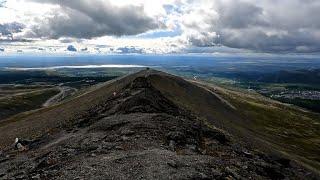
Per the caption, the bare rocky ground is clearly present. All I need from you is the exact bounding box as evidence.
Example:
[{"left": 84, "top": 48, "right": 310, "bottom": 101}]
[{"left": 0, "top": 75, "right": 318, "bottom": 179}]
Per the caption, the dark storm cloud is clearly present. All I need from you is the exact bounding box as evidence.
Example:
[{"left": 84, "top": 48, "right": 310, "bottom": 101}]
[
  {"left": 186, "top": 0, "right": 320, "bottom": 53},
  {"left": 26, "top": 0, "right": 162, "bottom": 39}
]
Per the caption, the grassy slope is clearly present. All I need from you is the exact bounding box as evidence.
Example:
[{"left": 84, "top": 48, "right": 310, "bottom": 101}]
[
  {"left": 148, "top": 72, "right": 319, "bottom": 172},
  {"left": 0, "top": 89, "right": 60, "bottom": 120},
  {"left": 214, "top": 85, "right": 320, "bottom": 171},
  {"left": 0, "top": 71, "right": 145, "bottom": 149},
  {"left": 191, "top": 79, "right": 320, "bottom": 172}
]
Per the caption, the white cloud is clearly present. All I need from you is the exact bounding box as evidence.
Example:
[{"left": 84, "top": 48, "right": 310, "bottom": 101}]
[{"left": 0, "top": 0, "right": 320, "bottom": 54}]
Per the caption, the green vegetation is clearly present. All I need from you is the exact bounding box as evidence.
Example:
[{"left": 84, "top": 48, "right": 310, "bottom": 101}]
[
  {"left": 274, "top": 98, "right": 320, "bottom": 113},
  {"left": 0, "top": 70, "right": 119, "bottom": 121},
  {"left": 0, "top": 88, "right": 60, "bottom": 120},
  {"left": 202, "top": 76, "right": 320, "bottom": 113},
  {"left": 214, "top": 86, "right": 320, "bottom": 170}
]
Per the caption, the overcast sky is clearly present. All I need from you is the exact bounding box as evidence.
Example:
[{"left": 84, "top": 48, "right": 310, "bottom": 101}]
[{"left": 0, "top": 0, "right": 320, "bottom": 55}]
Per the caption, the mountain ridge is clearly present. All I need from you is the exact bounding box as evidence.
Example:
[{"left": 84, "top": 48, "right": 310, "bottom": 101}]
[{"left": 0, "top": 69, "right": 319, "bottom": 179}]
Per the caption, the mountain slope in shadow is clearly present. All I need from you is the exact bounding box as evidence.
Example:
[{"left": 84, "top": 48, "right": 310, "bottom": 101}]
[{"left": 0, "top": 69, "right": 318, "bottom": 179}]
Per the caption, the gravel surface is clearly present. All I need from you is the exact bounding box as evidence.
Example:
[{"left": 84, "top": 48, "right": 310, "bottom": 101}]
[{"left": 0, "top": 72, "right": 318, "bottom": 179}]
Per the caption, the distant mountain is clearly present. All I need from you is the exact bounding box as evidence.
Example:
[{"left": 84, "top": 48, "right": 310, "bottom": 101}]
[{"left": 0, "top": 69, "right": 319, "bottom": 179}]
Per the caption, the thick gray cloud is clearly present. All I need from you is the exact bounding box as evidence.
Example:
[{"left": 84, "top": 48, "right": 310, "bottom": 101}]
[
  {"left": 0, "top": 47, "right": 4, "bottom": 52},
  {"left": 26, "top": 0, "right": 162, "bottom": 39},
  {"left": 0, "top": 22, "right": 25, "bottom": 39},
  {"left": 185, "top": 0, "right": 320, "bottom": 53},
  {"left": 0, "top": 39, "right": 33, "bottom": 43},
  {"left": 0, "top": 0, "right": 6, "bottom": 8},
  {"left": 214, "top": 1, "right": 265, "bottom": 29},
  {"left": 67, "top": 45, "right": 77, "bottom": 52},
  {"left": 81, "top": 47, "right": 88, "bottom": 52},
  {"left": 2, "top": 0, "right": 320, "bottom": 54},
  {"left": 117, "top": 46, "right": 144, "bottom": 54}
]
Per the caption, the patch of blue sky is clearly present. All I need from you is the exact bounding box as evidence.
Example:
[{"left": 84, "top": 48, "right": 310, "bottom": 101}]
[
  {"left": 136, "top": 28, "right": 182, "bottom": 39},
  {"left": 163, "top": 4, "right": 182, "bottom": 14}
]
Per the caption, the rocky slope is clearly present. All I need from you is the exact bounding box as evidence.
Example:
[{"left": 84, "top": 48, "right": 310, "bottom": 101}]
[{"left": 0, "top": 70, "right": 318, "bottom": 179}]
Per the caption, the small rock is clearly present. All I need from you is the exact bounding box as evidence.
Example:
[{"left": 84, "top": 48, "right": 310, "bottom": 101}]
[
  {"left": 201, "top": 150, "right": 207, "bottom": 155},
  {"left": 243, "top": 151, "right": 253, "bottom": 158},
  {"left": 224, "top": 175, "right": 235, "bottom": 180},
  {"left": 91, "top": 153, "right": 97, "bottom": 157},
  {"left": 121, "top": 130, "right": 135, "bottom": 136},
  {"left": 31, "top": 174, "right": 41, "bottom": 179},
  {"left": 167, "top": 161, "right": 178, "bottom": 168},
  {"left": 0, "top": 157, "right": 9, "bottom": 164},
  {"left": 202, "top": 128, "right": 229, "bottom": 144},
  {"left": 135, "top": 135, "right": 141, "bottom": 138},
  {"left": 121, "top": 136, "right": 129, "bottom": 141},
  {"left": 169, "top": 140, "right": 176, "bottom": 151},
  {"left": 166, "top": 131, "right": 186, "bottom": 143},
  {"left": 115, "top": 146, "right": 123, "bottom": 150},
  {"left": 225, "top": 167, "right": 241, "bottom": 180},
  {"left": 14, "top": 173, "right": 27, "bottom": 179},
  {"left": 198, "top": 172, "right": 209, "bottom": 179},
  {"left": 211, "top": 168, "right": 222, "bottom": 177},
  {"left": 186, "top": 144, "right": 197, "bottom": 151}
]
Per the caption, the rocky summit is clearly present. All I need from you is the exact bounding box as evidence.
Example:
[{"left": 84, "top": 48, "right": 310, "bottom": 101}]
[{"left": 0, "top": 70, "right": 318, "bottom": 179}]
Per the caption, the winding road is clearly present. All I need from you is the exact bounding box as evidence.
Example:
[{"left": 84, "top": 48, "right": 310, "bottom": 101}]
[{"left": 43, "top": 86, "right": 77, "bottom": 107}]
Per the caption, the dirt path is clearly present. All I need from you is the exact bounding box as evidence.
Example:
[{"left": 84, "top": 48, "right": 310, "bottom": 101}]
[{"left": 43, "top": 86, "right": 77, "bottom": 107}]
